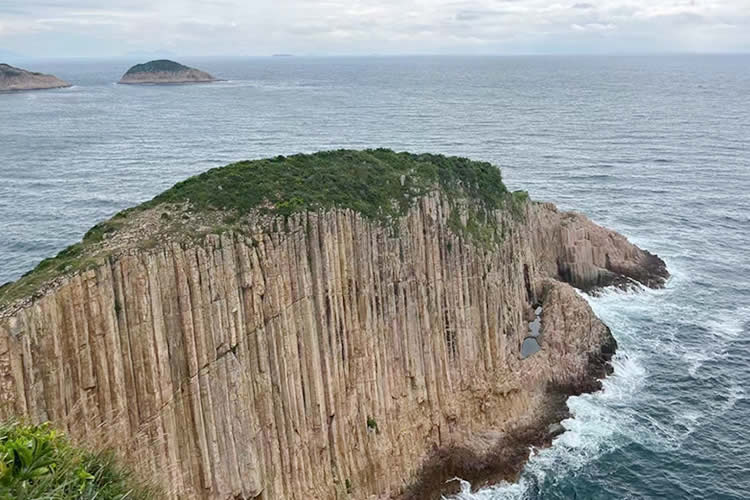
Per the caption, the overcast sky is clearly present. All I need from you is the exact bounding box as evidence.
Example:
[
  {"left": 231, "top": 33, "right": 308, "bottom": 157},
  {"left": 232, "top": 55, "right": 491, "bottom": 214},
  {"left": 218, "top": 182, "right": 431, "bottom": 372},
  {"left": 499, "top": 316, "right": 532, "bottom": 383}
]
[{"left": 1, "top": 0, "right": 748, "bottom": 57}]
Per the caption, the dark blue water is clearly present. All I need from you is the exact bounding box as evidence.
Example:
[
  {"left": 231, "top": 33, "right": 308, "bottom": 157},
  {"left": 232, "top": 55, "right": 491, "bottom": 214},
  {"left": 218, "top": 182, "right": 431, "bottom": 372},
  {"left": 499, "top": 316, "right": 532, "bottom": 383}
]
[{"left": 2, "top": 55, "right": 749, "bottom": 499}]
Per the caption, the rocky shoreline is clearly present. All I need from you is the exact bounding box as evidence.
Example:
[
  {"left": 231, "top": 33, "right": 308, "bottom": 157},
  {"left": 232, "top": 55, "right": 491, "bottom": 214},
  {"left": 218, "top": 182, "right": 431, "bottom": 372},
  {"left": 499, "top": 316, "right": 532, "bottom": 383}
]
[{"left": 399, "top": 308, "right": 618, "bottom": 499}]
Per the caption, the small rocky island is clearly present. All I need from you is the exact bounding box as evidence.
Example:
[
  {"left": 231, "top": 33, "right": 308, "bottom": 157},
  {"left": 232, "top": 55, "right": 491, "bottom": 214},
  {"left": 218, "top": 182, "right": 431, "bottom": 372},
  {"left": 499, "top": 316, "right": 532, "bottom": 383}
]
[
  {"left": 0, "top": 63, "right": 71, "bottom": 91},
  {"left": 118, "top": 59, "right": 217, "bottom": 84}
]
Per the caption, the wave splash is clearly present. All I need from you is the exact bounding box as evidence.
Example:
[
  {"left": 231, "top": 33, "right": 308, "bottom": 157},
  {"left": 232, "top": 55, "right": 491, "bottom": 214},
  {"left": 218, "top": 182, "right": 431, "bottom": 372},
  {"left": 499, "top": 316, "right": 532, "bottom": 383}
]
[{"left": 446, "top": 272, "right": 748, "bottom": 499}]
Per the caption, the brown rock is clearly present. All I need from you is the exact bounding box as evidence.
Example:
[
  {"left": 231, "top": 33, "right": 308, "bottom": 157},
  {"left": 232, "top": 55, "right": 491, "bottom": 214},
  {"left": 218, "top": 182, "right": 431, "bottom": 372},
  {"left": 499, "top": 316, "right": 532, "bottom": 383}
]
[
  {"left": 0, "top": 196, "right": 667, "bottom": 499},
  {"left": 0, "top": 63, "right": 71, "bottom": 91}
]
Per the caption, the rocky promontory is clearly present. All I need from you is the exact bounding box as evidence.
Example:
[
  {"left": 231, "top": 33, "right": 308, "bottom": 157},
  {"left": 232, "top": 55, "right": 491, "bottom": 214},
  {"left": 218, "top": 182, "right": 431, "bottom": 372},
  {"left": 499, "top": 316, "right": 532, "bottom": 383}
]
[
  {"left": 0, "top": 63, "right": 71, "bottom": 91},
  {"left": 118, "top": 59, "right": 217, "bottom": 84},
  {"left": 0, "top": 150, "right": 668, "bottom": 499}
]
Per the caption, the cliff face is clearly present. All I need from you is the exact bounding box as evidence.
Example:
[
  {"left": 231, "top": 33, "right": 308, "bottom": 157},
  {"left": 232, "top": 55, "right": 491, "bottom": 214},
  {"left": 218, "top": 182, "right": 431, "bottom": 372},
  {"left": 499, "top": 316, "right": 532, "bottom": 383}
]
[
  {"left": 0, "top": 194, "right": 666, "bottom": 499},
  {"left": 119, "top": 60, "right": 217, "bottom": 84},
  {"left": 0, "top": 63, "right": 71, "bottom": 91}
]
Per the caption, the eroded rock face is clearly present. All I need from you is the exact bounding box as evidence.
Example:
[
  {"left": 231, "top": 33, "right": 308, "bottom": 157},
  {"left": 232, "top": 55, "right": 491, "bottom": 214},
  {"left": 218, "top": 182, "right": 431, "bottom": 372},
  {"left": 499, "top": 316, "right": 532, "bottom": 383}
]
[
  {"left": 118, "top": 60, "right": 217, "bottom": 84},
  {"left": 530, "top": 203, "right": 668, "bottom": 292},
  {"left": 0, "top": 197, "right": 667, "bottom": 500},
  {"left": 0, "top": 63, "right": 71, "bottom": 91},
  {"left": 399, "top": 276, "right": 619, "bottom": 499}
]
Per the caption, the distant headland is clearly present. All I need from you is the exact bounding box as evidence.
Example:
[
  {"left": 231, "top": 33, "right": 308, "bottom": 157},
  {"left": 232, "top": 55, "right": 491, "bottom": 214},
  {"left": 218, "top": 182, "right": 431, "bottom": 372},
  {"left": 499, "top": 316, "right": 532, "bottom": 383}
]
[
  {"left": 0, "top": 63, "right": 71, "bottom": 92},
  {"left": 118, "top": 59, "right": 217, "bottom": 85}
]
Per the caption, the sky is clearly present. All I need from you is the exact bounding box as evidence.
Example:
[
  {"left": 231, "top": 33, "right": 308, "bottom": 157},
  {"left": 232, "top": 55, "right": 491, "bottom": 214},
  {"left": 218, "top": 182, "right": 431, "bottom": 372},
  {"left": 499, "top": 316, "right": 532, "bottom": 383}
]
[{"left": 0, "top": 0, "right": 748, "bottom": 57}]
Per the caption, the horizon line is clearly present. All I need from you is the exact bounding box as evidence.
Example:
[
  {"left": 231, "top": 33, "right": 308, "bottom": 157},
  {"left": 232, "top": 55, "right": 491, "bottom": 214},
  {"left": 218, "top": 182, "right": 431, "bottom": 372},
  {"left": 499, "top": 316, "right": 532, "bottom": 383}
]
[{"left": 4, "top": 50, "right": 750, "bottom": 61}]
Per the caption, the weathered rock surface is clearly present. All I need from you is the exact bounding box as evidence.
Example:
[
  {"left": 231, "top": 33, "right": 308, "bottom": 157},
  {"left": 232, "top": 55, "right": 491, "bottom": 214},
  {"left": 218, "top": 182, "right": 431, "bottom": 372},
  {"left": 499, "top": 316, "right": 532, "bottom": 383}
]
[
  {"left": 532, "top": 203, "right": 668, "bottom": 291},
  {"left": 547, "top": 423, "right": 566, "bottom": 438},
  {"left": 118, "top": 60, "right": 217, "bottom": 84},
  {"left": 0, "top": 195, "right": 667, "bottom": 499},
  {"left": 0, "top": 63, "right": 71, "bottom": 91}
]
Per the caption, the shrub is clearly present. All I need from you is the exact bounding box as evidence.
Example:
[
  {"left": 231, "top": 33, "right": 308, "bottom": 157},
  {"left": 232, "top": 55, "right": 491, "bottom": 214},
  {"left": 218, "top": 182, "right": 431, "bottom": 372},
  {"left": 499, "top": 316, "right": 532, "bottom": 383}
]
[
  {"left": 0, "top": 421, "right": 160, "bottom": 500},
  {"left": 144, "top": 149, "right": 511, "bottom": 225}
]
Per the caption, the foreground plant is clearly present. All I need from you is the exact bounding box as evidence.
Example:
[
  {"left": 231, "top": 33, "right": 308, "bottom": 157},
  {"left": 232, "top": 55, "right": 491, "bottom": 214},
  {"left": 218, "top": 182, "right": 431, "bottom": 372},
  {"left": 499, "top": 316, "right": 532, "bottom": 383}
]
[{"left": 0, "top": 421, "right": 160, "bottom": 500}]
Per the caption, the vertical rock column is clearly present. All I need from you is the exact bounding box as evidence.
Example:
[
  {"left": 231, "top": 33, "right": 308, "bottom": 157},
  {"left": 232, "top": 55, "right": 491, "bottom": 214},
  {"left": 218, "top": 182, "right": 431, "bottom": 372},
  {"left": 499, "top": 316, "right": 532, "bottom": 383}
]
[{"left": 0, "top": 198, "right": 623, "bottom": 499}]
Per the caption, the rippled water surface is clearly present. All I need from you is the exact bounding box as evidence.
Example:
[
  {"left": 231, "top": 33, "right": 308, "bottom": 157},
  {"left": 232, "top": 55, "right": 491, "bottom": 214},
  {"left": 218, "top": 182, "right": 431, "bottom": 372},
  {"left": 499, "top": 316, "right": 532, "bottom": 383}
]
[{"left": 2, "top": 55, "right": 749, "bottom": 499}]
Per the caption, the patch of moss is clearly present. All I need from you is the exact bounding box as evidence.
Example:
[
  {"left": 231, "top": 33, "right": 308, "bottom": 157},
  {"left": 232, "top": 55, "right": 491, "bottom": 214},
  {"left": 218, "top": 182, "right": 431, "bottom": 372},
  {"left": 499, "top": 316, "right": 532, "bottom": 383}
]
[
  {"left": 0, "top": 245, "right": 102, "bottom": 310},
  {"left": 83, "top": 220, "right": 124, "bottom": 244},
  {"left": 0, "top": 218, "right": 128, "bottom": 308},
  {"left": 510, "top": 190, "right": 530, "bottom": 218}
]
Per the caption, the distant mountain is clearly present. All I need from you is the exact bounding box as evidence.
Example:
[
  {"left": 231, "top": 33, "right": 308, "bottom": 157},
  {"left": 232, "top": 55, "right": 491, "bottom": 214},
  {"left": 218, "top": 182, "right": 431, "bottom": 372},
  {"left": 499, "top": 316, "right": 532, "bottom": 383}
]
[{"left": 124, "top": 49, "right": 177, "bottom": 59}]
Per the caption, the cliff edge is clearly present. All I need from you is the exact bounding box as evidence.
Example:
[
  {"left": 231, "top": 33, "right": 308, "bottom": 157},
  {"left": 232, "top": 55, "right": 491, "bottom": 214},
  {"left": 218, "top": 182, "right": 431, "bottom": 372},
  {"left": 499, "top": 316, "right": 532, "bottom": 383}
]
[
  {"left": 118, "top": 60, "right": 217, "bottom": 84},
  {"left": 0, "top": 63, "right": 71, "bottom": 91},
  {"left": 0, "top": 150, "right": 667, "bottom": 499}
]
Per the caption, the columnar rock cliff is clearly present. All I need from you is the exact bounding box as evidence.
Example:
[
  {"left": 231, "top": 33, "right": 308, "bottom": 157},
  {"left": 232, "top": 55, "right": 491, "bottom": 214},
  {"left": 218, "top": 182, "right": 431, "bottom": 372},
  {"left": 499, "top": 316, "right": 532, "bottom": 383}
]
[{"left": 0, "top": 151, "right": 667, "bottom": 499}]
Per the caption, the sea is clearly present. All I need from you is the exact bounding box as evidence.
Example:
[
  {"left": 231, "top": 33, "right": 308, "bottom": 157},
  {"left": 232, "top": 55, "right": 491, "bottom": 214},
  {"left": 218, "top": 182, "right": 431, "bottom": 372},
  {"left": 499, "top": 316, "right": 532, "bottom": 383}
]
[{"left": 1, "top": 55, "right": 748, "bottom": 499}]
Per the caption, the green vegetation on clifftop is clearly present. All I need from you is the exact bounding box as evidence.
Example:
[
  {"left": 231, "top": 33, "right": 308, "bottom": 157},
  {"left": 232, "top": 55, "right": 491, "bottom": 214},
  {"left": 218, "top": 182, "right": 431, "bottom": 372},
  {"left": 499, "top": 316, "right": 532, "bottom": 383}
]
[
  {"left": 144, "top": 149, "right": 513, "bottom": 220},
  {"left": 123, "top": 60, "right": 190, "bottom": 75},
  {"left": 0, "top": 149, "right": 528, "bottom": 308},
  {"left": 0, "top": 421, "right": 160, "bottom": 500}
]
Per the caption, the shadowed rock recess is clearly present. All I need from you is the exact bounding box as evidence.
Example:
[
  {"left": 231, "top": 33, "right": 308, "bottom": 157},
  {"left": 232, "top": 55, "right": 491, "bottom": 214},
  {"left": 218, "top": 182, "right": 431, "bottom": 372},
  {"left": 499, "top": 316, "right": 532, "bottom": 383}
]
[{"left": 0, "top": 150, "right": 668, "bottom": 499}]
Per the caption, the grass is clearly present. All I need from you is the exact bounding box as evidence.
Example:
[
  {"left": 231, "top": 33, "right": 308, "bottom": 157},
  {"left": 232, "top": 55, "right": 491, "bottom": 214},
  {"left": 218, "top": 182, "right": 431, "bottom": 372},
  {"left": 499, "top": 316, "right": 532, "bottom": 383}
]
[
  {"left": 366, "top": 416, "right": 379, "bottom": 433},
  {"left": 0, "top": 220, "right": 125, "bottom": 310},
  {"left": 0, "top": 149, "right": 529, "bottom": 308},
  {"left": 0, "top": 421, "right": 161, "bottom": 500}
]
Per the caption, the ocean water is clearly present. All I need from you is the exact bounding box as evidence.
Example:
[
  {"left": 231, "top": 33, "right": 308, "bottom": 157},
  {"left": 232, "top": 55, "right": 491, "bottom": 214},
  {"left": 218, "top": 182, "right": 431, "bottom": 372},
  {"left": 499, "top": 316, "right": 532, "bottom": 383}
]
[{"left": 1, "top": 55, "right": 749, "bottom": 499}]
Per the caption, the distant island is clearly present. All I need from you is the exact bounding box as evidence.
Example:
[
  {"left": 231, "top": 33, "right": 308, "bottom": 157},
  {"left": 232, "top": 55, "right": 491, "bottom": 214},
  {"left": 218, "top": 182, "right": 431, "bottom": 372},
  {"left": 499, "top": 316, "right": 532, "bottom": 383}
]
[
  {"left": 118, "top": 59, "right": 217, "bottom": 84},
  {"left": 0, "top": 63, "right": 71, "bottom": 92},
  {"left": 272, "top": 53, "right": 294, "bottom": 57}
]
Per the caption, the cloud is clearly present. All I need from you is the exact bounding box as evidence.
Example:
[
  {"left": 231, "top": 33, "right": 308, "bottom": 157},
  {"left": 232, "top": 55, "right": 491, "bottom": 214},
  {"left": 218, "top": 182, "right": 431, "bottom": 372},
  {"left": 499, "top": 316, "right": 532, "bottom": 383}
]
[
  {"left": 571, "top": 23, "right": 616, "bottom": 32},
  {"left": 455, "top": 9, "right": 512, "bottom": 22},
  {"left": 0, "top": 0, "right": 748, "bottom": 56}
]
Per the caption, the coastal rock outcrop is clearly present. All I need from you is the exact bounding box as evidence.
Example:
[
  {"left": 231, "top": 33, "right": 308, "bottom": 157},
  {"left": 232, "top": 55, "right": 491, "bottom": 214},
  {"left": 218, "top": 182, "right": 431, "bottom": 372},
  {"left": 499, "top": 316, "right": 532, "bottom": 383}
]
[
  {"left": 0, "top": 151, "right": 667, "bottom": 499},
  {"left": 118, "top": 60, "right": 217, "bottom": 84},
  {"left": 0, "top": 63, "right": 71, "bottom": 91}
]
